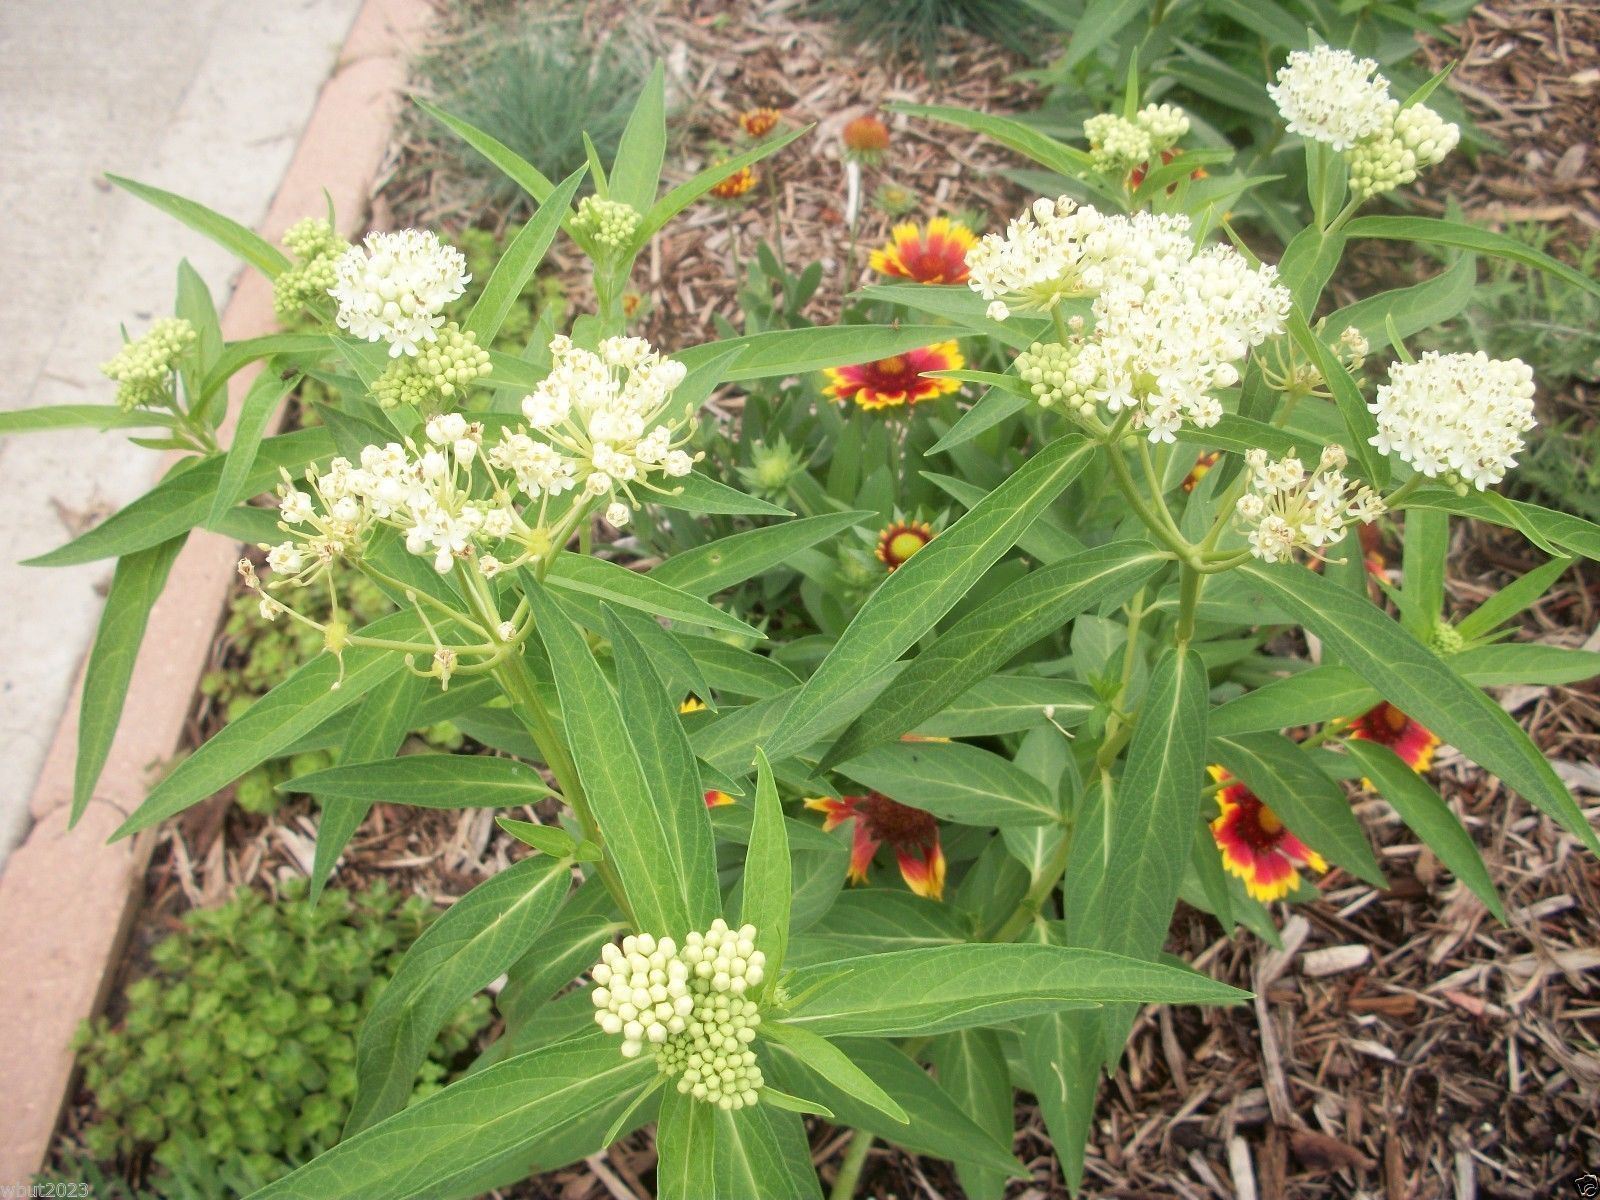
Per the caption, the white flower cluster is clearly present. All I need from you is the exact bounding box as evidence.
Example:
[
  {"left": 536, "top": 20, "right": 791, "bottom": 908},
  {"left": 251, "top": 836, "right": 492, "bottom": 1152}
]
[
  {"left": 1268, "top": 46, "right": 1458, "bottom": 198},
  {"left": 591, "top": 933, "right": 694, "bottom": 1057},
  {"left": 1347, "top": 102, "right": 1461, "bottom": 199},
  {"left": 519, "top": 335, "right": 697, "bottom": 509},
  {"left": 1369, "top": 351, "right": 1536, "bottom": 490},
  {"left": 1235, "top": 445, "right": 1385, "bottom": 563},
  {"left": 995, "top": 205, "right": 1290, "bottom": 442},
  {"left": 1083, "top": 103, "right": 1190, "bottom": 173},
  {"left": 100, "top": 317, "right": 196, "bottom": 412},
  {"left": 592, "top": 920, "right": 768, "bottom": 1110},
  {"left": 571, "top": 195, "right": 642, "bottom": 250},
  {"left": 1267, "top": 46, "right": 1395, "bottom": 151},
  {"left": 330, "top": 229, "right": 470, "bottom": 357},
  {"left": 966, "top": 197, "right": 1195, "bottom": 322}
]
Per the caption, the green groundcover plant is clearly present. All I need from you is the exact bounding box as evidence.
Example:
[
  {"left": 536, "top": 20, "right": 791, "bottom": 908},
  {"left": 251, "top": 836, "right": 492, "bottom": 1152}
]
[
  {"left": 6, "top": 48, "right": 1600, "bottom": 1200},
  {"left": 70, "top": 883, "right": 489, "bottom": 1196}
]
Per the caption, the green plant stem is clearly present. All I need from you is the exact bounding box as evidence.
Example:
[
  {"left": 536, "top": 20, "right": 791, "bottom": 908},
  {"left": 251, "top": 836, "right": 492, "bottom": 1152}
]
[
  {"left": 492, "top": 650, "right": 634, "bottom": 925},
  {"left": 1383, "top": 475, "right": 1423, "bottom": 509},
  {"left": 1106, "top": 440, "right": 1193, "bottom": 560},
  {"left": 1175, "top": 562, "right": 1201, "bottom": 647},
  {"left": 830, "top": 1129, "right": 874, "bottom": 1200}
]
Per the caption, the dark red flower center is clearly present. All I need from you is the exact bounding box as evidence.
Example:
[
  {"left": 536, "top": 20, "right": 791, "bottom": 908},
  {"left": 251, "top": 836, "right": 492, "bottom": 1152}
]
[{"left": 860, "top": 792, "right": 938, "bottom": 852}]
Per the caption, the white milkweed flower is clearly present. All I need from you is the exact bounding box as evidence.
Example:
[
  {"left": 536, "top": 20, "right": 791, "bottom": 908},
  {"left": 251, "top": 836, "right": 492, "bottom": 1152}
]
[
  {"left": 329, "top": 229, "right": 470, "bottom": 357},
  {"left": 1135, "top": 102, "right": 1190, "bottom": 147},
  {"left": 605, "top": 502, "right": 631, "bottom": 528},
  {"left": 1347, "top": 102, "right": 1460, "bottom": 199},
  {"left": 1235, "top": 445, "right": 1385, "bottom": 563},
  {"left": 1369, "top": 351, "right": 1536, "bottom": 490},
  {"left": 591, "top": 934, "right": 694, "bottom": 1058},
  {"left": 1268, "top": 47, "right": 1396, "bottom": 151},
  {"left": 1083, "top": 113, "right": 1154, "bottom": 173},
  {"left": 590, "top": 921, "right": 769, "bottom": 1110},
  {"left": 519, "top": 335, "right": 699, "bottom": 505},
  {"left": 965, "top": 198, "right": 1193, "bottom": 321}
]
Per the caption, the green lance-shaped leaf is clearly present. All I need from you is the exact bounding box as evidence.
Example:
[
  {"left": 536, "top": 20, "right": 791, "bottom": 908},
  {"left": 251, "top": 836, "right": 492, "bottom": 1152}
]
[
  {"left": 1400, "top": 506, "right": 1449, "bottom": 639},
  {"left": 651, "top": 469, "right": 793, "bottom": 517},
  {"left": 766, "top": 1036, "right": 1022, "bottom": 1178},
  {"left": 286, "top": 753, "right": 559, "bottom": 809},
  {"left": 415, "top": 97, "right": 559, "bottom": 204},
  {"left": 641, "top": 125, "right": 811, "bottom": 241},
  {"left": 893, "top": 102, "right": 1094, "bottom": 181},
  {"left": 1021, "top": 998, "right": 1099, "bottom": 1193},
  {"left": 823, "top": 542, "right": 1164, "bottom": 767},
  {"left": 1345, "top": 740, "right": 1506, "bottom": 921},
  {"left": 739, "top": 749, "right": 791, "bottom": 988},
  {"left": 344, "top": 854, "right": 572, "bottom": 1133},
  {"left": 309, "top": 671, "right": 428, "bottom": 901},
  {"left": 603, "top": 608, "right": 720, "bottom": 928},
  {"left": 1450, "top": 643, "right": 1600, "bottom": 688},
  {"left": 651, "top": 511, "right": 873, "bottom": 597},
  {"left": 675, "top": 323, "right": 959, "bottom": 383},
  {"left": 655, "top": 1086, "right": 717, "bottom": 1200},
  {"left": 914, "top": 674, "right": 1098, "bottom": 738},
  {"left": 1325, "top": 253, "right": 1477, "bottom": 354},
  {"left": 108, "top": 174, "right": 290, "bottom": 277},
  {"left": 711, "top": 1104, "right": 821, "bottom": 1200},
  {"left": 782, "top": 944, "right": 1247, "bottom": 1038},
  {"left": 1343, "top": 215, "right": 1600, "bottom": 300},
  {"left": 1059, "top": 647, "right": 1209, "bottom": 1060},
  {"left": 764, "top": 435, "right": 1094, "bottom": 763},
  {"left": 929, "top": 382, "right": 1033, "bottom": 455},
  {"left": 760, "top": 1022, "right": 906, "bottom": 1125},
  {"left": 26, "top": 426, "right": 333, "bottom": 567},
  {"left": 930, "top": 1029, "right": 1016, "bottom": 1200},
  {"left": 1403, "top": 486, "right": 1600, "bottom": 564},
  {"left": 1242, "top": 561, "right": 1600, "bottom": 855},
  {"left": 72, "top": 534, "right": 189, "bottom": 824},
  {"left": 207, "top": 366, "right": 300, "bottom": 526},
  {"left": 252, "top": 1031, "right": 652, "bottom": 1200},
  {"left": 113, "top": 611, "right": 421, "bottom": 838},
  {"left": 608, "top": 61, "right": 666, "bottom": 212},
  {"left": 0, "top": 404, "right": 177, "bottom": 436},
  {"left": 1209, "top": 666, "right": 1378, "bottom": 735},
  {"left": 466, "top": 165, "right": 586, "bottom": 345},
  {"left": 787, "top": 889, "right": 969, "bottom": 967},
  {"left": 1285, "top": 311, "right": 1387, "bottom": 487},
  {"left": 1213, "top": 731, "right": 1385, "bottom": 887},
  {"left": 856, "top": 283, "right": 1039, "bottom": 349},
  {"left": 527, "top": 577, "right": 704, "bottom": 934},
  {"left": 835, "top": 741, "right": 1060, "bottom": 827},
  {"left": 544, "top": 552, "right": 763, "bottom": 639},
  {"left": 496, "top": 913, "right": 621, "bottom": 1033}
]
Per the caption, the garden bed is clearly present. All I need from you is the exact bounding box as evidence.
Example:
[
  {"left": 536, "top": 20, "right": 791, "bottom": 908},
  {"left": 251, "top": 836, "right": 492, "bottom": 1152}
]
[{"left": 32, "top": 0, "right": 1600, "bottom": 1197}]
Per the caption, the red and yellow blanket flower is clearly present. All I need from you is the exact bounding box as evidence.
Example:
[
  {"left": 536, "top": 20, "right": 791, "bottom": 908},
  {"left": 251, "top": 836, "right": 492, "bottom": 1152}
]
[
  {"left": 805, "top": 791, "right": 945, "bottom": 899},
  {"left": 1349, "top": 702, "right": 1440, "bottom": 773},
  {"left": 1210, "top": 767, "right": 1327, "bottom": 902},
  {"left": 869, "top": 217, "right": 977, "bottom": 285},
  {"left": 704, "top": 790, "right": 736, "bottom": 808},
  {"left": 738, "top": 107, "right": 781, "bottom": 139},
  {"left": 709, "top": 164, "right": 758, "bottom": 200},
  {"left": 1182, "top": 450, "right": 1220, "bottom": 493},
  {"left": 823, "top": 342, "right": 964, "bottom": 411},
  {"left": 875, "top": 520, "right": 934, "bottom": 570}
]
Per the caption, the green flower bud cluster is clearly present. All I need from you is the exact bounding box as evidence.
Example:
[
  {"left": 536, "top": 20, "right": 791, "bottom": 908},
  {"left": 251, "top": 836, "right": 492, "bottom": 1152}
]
[
  {"left": 100, "top": 317, "right": 197, "bottom": 412},
  {"left": 572, "top": 195, "right": 642, "bottom": 250},
  {"left": 370, "top": 321, "right": 491, "bottom": 414},
  {"left": 1428, "top": 621, "right": 1465, "bottom": 656},
  {"left": 591, "top": 920, "right": 768, "bottom": 1110},
  {"left": 1017, "top": 340, "right": 1094, "bottom": 416},
  {"left": 1083, "top": 103, "right": 1189, "bottom": 173},
  {"left": 1347, "top": 102, "right": 1459, "bottom": 199},
  {"left": 273, "top": 217, "right": 352, "bottom": 321},
  {"left": 737, "top": 435, "right": 808, "bottom": 500},
  {"left": 71, "top": 882, "right": 490, "bottom": 1192}
]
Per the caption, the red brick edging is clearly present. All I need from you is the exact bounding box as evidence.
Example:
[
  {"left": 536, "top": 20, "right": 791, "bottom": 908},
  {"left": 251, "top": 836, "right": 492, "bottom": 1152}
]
[{"left": 0, "top": 0, "right": 433, "bottom": 1178}]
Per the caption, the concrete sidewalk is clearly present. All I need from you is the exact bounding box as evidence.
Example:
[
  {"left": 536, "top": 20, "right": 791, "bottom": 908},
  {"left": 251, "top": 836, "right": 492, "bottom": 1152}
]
[{"left": 0, "top": 0, "right": 367, "bottom": 869}]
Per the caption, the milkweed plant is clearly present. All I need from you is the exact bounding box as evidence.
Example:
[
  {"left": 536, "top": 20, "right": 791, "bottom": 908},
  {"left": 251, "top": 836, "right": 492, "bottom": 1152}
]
[{"left": 7, "top": 49, "right": 1600, "bottom": 1200}]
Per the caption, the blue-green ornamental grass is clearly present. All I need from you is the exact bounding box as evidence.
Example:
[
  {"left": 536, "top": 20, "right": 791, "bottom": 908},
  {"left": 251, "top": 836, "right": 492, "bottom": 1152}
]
[{"left": 7, "top": 47, "right": 1600, "bottom": 1200}]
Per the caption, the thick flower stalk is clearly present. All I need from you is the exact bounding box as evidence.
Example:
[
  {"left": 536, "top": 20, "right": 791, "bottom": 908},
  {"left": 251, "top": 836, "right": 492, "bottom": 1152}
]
[
  {"left": 591, "top": 921, "right": 768, "bottom": 1110},
  {"left": 329, "top": 229, "right": 470, "bottom": 357},
  {"left": 100, "top": 317, "right": 197, "bottom": 412},
  {"left": 1233, "top": 445, "right": 1385, "bottom": 564},
  {"left": 1369, "top": 351, "right": 1535, "bottom": 490}
]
